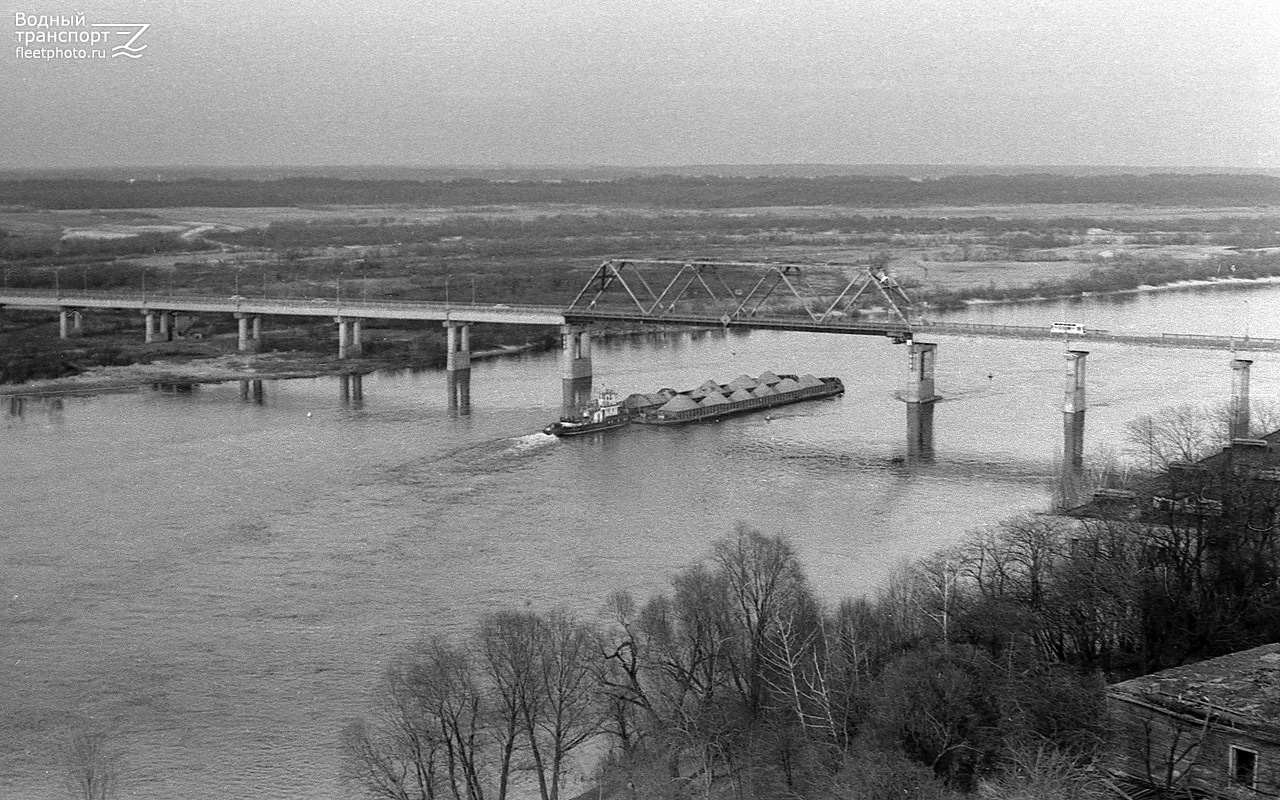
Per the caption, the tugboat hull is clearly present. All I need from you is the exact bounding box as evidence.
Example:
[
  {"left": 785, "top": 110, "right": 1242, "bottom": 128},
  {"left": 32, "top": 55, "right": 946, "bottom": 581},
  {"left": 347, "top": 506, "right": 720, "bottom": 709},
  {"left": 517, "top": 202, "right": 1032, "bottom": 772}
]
[
  {"left": 543, "top": 388, "right": 630, "bottom": 437},
  {"left": 542, "top": 417, "right": 630, "bottom": 436}
]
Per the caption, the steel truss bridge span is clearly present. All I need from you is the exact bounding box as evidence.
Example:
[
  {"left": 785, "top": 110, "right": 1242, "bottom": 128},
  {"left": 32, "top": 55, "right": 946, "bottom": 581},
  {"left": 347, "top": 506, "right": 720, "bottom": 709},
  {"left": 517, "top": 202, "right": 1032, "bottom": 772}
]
[{"left": 568, "top": 257, "right": 921, "bottom": 327}]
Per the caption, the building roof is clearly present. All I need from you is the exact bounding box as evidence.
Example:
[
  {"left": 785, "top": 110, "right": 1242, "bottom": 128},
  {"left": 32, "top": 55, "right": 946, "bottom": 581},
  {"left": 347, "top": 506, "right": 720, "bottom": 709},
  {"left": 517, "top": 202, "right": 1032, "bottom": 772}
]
[
  {"left": 1066, "top": 429, "right": 1280, "bottom": 521},
  {"left": 1109, "top": 643, "right": 1280, "bottom": 734}
]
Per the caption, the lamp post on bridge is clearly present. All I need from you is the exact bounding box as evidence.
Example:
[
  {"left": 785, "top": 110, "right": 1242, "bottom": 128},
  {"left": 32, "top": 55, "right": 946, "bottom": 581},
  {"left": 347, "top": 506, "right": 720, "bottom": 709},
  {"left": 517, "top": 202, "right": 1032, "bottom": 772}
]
[
  {"left": 445, "top": 274, "right": 450, "bottom": 306},
  {"left": 55, "top": 267, "right": 61, "bottom": 299}
]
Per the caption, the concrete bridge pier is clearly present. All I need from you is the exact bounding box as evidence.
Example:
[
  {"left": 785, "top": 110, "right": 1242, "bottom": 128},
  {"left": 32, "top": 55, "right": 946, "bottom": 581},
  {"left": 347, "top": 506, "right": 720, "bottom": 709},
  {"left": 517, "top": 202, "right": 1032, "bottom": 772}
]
[
  {"left": 561, "top": 325, "right": 594, "bottom": 410},
  {"left": 158, "top": 311, "right": 172, "bottom": 342},
  {"left": 236, "top": 313, "right": 260, "bottom": 352},
  {"left": 334, "top": 317, "right": 362, "bottom": 359},
  {"left": 1062, "top": 350, "right": 1088, "bottom": 471},
  {"left": 58, "top": 308, "right": 74, "bottom": 339},
  {"left": 447, "top": 369, "right": 471, "bottom": 415},
  {"left": 143, "top": 310, "right": 158, "bottom": 343},
  {"left": 444, "top": 322, "right": 470, "bottom": 372},
  {"left": 904, "top": 341, "right": 937, "bottom": 404},
  {"left": 1231, "top": 357, "right": 1252, "bottom": 440},
  {"left": 1055, "top": 351, "right": 1089, "bottom": 509}
]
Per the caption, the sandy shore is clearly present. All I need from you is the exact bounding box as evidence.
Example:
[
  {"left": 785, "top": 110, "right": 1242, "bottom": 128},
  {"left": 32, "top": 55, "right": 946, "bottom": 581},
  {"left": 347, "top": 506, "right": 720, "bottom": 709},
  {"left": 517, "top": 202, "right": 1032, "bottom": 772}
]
[
  {"left": 0, "top": 344, "right": 541, "bottom": 397},
  {"left": 0, "top": 353, "right": 356, "bottom": 397}
]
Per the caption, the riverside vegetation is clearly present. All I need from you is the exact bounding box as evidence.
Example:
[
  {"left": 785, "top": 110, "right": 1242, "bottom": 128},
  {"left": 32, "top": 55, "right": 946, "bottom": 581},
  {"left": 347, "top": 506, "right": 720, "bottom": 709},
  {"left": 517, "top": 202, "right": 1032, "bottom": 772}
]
[{"left": 344, "top": 498, "right": 1280, "bottom": 800}]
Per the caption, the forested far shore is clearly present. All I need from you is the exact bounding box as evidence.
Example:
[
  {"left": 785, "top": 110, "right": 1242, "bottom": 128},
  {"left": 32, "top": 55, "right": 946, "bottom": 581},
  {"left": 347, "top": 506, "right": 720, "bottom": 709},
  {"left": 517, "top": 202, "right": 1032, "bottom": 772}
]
[{"left": 3, "top": 172, "right": 1280, "bottom": 210}]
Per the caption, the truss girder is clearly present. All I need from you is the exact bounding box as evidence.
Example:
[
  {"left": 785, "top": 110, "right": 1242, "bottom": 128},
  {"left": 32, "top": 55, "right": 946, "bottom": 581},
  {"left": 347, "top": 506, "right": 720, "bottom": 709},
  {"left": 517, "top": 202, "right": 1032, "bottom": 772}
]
[{"left": 566, "top": 259, "right": 920, "bottom": 326}]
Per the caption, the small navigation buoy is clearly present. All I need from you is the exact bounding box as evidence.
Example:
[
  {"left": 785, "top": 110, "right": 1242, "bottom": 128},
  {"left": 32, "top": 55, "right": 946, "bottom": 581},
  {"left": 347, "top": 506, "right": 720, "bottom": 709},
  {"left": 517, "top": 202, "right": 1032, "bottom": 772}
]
[
  {"left": 987, "top": 373, "right": 993, "bottom": 381},
  {"left": 306, "top": 412, "right": 312, "bottom": 417}
]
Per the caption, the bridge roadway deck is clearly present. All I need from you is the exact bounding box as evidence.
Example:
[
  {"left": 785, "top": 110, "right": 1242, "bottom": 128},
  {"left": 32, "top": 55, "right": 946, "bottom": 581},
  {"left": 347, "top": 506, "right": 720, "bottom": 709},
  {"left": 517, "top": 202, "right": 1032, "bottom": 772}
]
[
  {"left": 2, "top": 290, "right": 1276, "bottom": 351},
  {"left": 0, "top": 289, "right": 567, "bottom": 325}
]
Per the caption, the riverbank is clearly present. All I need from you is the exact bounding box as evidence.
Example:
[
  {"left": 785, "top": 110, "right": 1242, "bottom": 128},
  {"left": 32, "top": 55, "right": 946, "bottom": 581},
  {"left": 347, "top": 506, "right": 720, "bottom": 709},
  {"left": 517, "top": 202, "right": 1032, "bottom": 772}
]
[
  {"left": 940, "top": 274, "right": 1280, "bottom": 310},
  {"left": 0, "top": 322, "right": 702, "bottom": 397},
  {"left": 0, "top": 344, "right": 538, "bottom": 397}
]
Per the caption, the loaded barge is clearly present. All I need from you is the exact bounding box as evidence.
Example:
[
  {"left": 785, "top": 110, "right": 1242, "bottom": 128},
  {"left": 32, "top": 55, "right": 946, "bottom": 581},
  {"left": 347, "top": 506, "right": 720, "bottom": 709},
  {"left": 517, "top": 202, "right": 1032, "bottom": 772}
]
[
  {"left": 542, "top": 372, "right": 843, "bottom": 435},
  {"left": 627, "top": 371, "right": 844, "bottom": 426}
]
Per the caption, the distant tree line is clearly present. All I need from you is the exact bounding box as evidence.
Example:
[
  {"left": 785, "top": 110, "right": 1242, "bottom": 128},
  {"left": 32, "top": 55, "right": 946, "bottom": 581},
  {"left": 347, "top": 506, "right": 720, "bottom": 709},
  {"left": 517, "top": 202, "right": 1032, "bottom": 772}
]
[
  {"left": 3, "top": 173, "right": 1280, "bottom": 210},
  {"left": 0, "top": 231, "right": 211, "bottom": 263},
  {"left": 214, "top": 212, "right": 1280, "bottom": 251}
]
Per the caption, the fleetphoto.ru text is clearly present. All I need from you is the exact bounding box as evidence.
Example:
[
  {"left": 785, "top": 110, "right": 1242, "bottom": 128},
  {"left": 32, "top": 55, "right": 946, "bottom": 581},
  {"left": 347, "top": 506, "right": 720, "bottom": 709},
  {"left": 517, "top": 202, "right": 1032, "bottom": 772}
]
[{"left": 14, "top": 12, "right": 148, "bottom": 60}]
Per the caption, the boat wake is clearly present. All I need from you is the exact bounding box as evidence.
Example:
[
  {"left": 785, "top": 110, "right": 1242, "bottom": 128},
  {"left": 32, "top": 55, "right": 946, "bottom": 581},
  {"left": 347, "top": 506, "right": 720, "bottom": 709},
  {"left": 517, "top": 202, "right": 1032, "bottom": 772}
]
[
  {"left": 390, "top": 433, "right": 559, "bottom": 489},
  {"left": 505, "top": 432, "right": 560, "bottom": 454}
]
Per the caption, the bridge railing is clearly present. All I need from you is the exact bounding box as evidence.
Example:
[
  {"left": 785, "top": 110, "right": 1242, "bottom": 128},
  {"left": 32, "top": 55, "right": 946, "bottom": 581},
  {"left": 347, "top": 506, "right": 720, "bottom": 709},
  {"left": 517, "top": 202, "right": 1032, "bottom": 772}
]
[
  {"left": 0, "top": 289, "right": 565, "bottom": 315},
  {"left": 916, "top": 320, "right": 1280, "bottom": 350},
  {"left": 564, "top": 307, "right": 914, "bottom": 334},
  {"left": 917, "top": 321, "right": 1060, "bottom": 338}
]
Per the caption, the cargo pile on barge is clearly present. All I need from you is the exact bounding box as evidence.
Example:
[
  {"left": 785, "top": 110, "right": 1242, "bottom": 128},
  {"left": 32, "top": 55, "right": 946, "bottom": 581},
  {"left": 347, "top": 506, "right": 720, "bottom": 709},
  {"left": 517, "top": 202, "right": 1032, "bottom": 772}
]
[
  {"left": 627, "top": 371, "right": 844, "bottom": 425},
  {"left": 542, "top": 371, "right": 844, "bottom": 435}
]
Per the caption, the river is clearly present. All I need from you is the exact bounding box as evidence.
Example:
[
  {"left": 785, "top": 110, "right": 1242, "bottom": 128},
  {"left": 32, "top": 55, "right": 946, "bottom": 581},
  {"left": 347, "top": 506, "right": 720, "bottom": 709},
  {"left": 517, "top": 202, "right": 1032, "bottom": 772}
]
[{"left": 2, "top": 280, "right": 1277, "bottom": 799}]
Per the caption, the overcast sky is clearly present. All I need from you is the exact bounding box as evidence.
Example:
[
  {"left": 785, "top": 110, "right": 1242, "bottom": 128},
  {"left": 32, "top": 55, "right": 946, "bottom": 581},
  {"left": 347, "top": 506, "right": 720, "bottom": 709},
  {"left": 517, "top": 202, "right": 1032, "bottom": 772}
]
[{"left": 4, "top": 0, "right": 1279, "bottom": 169}]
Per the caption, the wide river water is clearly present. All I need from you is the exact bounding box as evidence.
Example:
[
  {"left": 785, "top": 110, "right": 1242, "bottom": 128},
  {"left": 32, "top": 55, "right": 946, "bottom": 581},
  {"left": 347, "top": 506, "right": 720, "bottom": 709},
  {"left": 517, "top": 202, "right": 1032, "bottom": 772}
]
[{"left": 3, "top": 280, "right": 1279, "bottom": 798}]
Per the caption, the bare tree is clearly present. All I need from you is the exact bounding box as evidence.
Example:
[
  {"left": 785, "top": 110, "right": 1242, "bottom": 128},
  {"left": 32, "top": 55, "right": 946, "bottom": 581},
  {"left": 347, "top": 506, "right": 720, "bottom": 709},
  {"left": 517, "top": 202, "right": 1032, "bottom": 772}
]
[
  {"left": 400, "top": 639, "right": 492, "bottom": 800},
  {"left": 478, "top": 609, "right": 602, "bottom": 800},
  {"left": 341, "top": 658, "right": 445, "bottom": 800},
  {"left": 523, "top": 611, "right": 604, "bottom": 800},
  {"left": 711, "top": 525, "right": 817, "bottom": 719},
  {"left": 478, "top": 611, "right": 538, "bottom": 800},
  {"left": 1125, "top": 402, "right": 1229, "bottom": 470}
]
